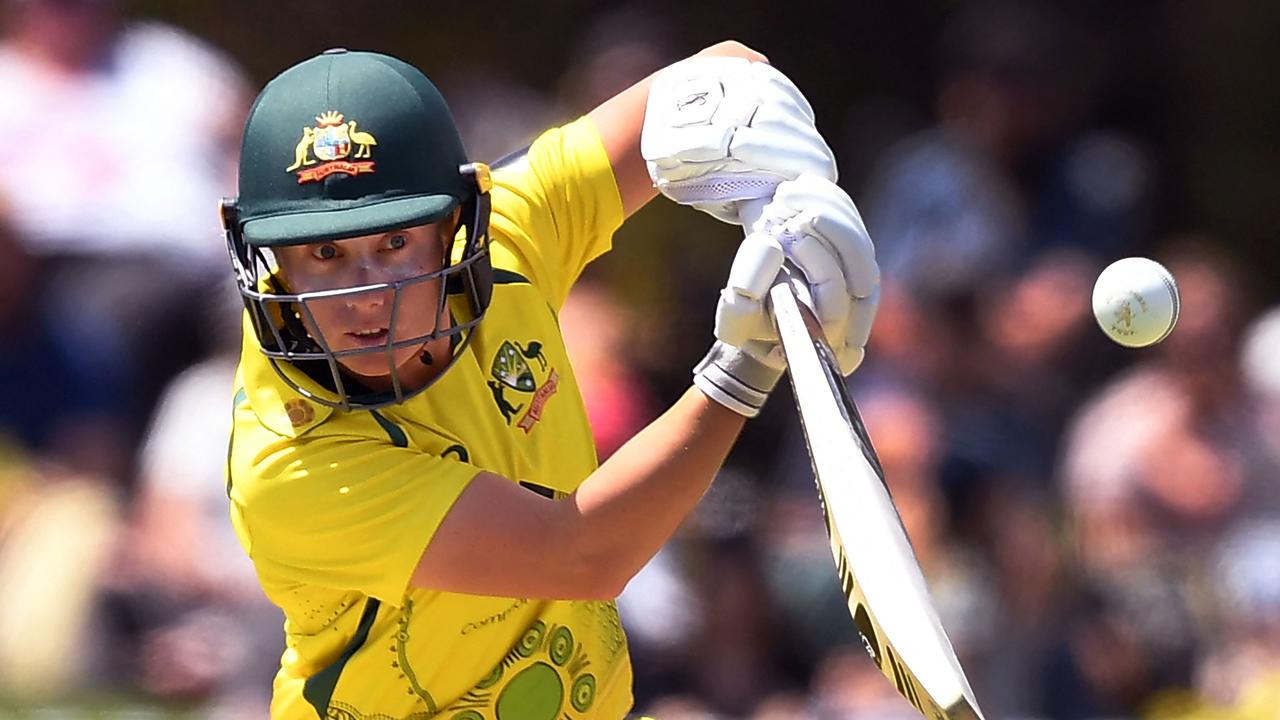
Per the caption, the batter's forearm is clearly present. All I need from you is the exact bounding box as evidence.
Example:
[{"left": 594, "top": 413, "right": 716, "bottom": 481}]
[
  {"left": 413, "top": 388, "right": 746, "bottom": 600},
  {"left": 565, "top": 386, "right": 745, "bottom": 595}
]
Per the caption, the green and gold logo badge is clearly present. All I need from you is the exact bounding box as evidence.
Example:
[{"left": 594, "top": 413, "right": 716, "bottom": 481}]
[
  {"left": 488, "top": 339, "right": 558, "bottom": 432},
  {"left": 285, "top": 110, "right": 378, "bottom": 183}
]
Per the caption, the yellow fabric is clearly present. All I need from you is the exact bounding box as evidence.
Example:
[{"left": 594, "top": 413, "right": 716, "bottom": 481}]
[
  {"left": 1141, "top": 669, "right": 1280, "bottom": 720},
  {"left": 229, "top": 116, "right": 632, "bottom": 720},
  {"left": 1232, "top": 669, "right": 1280, "bottom": 719},
  {"left": 485, "top": 119, "right": 622, "bottom": 311}
]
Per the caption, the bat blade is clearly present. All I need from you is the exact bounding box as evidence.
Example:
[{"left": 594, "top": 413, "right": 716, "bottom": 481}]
[{"left": 770, "top": 279, "right": 985, "bottom": 720}]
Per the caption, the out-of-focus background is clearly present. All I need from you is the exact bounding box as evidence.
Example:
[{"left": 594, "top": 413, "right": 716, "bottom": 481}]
[{"left": 1, "top": 0, "right": 1278, "bottom": 718}]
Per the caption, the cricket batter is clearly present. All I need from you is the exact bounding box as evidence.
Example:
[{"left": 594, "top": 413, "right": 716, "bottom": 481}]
[{"left": 222, "top": 41, "right": 878, "bottom": 719}]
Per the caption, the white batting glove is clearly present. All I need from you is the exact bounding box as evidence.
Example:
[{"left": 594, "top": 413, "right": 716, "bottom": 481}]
[
  {"left": 695, "top": 175, "right": 879, "bottom": 416},
  {"left": 641, "top": 56, "right": 837, "bottom": 224},
  {"left": 718, "top": 175, "right": 880, "bottom": 376}
]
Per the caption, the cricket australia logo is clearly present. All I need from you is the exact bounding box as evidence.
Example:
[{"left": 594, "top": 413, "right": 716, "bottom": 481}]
[
  {"left": 285, "top": 110, "right": 378, "bottom": 183},
  {"left": 488, "top": 339, "right": 558, "bottom": 433}
]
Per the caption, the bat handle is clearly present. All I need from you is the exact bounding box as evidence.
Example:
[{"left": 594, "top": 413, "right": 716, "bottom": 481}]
[{"left": 770, "top": 264, "right": 816, "bottom": 330}]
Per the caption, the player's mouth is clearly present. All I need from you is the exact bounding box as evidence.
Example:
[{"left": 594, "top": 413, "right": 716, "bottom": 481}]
[{"left": 346, "top": 327, "right": 390, "bottom": 346}]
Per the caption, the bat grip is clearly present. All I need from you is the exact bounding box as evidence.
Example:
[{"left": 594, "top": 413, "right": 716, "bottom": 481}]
[{"left": 773, "top": 265, "right": 814, "bottom": 326}]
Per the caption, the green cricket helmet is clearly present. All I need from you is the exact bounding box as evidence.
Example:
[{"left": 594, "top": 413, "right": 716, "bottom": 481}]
[{"left": 221, "top": 48, "right": 493, "bottom": 410}]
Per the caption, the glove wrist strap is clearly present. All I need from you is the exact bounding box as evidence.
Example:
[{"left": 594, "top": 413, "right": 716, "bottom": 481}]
[{"left": 692, "top": 341, "right": 783, "bottom": 418}]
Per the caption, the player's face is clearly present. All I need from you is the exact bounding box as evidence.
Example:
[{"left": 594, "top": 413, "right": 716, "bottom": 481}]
[{"left": 274, "top": 219, "right": 454, "bottom": 388}]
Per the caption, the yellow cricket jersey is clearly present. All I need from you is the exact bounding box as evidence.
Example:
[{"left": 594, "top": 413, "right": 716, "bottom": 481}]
[{"left": 228, "top": 117, "right": 633, "bottom": 720}]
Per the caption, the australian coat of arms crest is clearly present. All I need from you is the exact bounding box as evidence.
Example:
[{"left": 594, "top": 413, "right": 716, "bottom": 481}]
[
  {"left": 488, "top": 340, "right": 558, "bottom": 433},
  {"left": 286, "top": 110, "right": 378, "bottom": 183}
]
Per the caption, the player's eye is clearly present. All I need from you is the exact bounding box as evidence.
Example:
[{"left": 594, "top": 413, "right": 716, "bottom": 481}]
[
  {"left": 312, "top": 244, "right": 338, "bottom": 261},
  {"left": 386, "top": 234, "right": 408, "bottom": 251}
]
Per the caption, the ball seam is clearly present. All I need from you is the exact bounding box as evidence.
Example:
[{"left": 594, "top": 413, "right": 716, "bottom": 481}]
[{"left": 1153, "top": 264, "right": 1179, "bottom": 345}]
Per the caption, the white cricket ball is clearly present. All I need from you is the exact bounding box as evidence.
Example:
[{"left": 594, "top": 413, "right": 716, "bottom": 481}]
[{"left": 1092, "top": 257, "right": 1180, "bottom": 348}]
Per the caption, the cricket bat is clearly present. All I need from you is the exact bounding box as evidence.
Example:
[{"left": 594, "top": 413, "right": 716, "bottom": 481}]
[{"left": 740, "top": 199, "right": 986, "bottom": 720}]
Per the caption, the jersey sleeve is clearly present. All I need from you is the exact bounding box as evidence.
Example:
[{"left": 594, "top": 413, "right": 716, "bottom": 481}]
[
  {"left": 233, "top": 435, "right": 480, "bottom": 605},
  {"left": 488, "top": 116, "right": 625, "bottom": 310}
]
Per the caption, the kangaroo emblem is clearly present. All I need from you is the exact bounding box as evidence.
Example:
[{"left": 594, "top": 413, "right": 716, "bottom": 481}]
[
  {"left": 285, "top": 127, "right": 316, "bottom": 172},
  {"left": 487, "top": 380, "right": 524, "bottom": 423}
]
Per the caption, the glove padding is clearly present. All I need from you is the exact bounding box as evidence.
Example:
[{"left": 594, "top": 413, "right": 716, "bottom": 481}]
[
  {"left": 641, "top": 56, "right": 837, "bottom": 223},
  {"left": 717, "top": 175, "right": 880, "bottom": 376}
]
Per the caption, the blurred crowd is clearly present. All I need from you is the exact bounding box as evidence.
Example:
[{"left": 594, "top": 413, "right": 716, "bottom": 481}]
[{"left": 0, "top": 1, "right": 1277, "bottom": 718}]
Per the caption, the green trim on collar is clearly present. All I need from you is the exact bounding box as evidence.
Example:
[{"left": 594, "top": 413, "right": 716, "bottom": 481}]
[
  {"left": 492, "top": 268, "right": 529, "bottom": 285},
  {"left": 370, "top": 410, "right": 409, "bottom": 448},
  {"left": 442, "top": 444, "right": 469, "bottom": 462}
]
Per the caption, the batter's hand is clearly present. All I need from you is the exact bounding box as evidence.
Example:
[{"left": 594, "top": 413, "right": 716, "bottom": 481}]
[
  {"left": 694, "top": 175, "right": 878, "bottom": 416},
  {"left": 718, "top": 175, "right": 880, "bottom": 376},
  {"left": 641, "top": 56, "right": 836, "bottom": 224}
]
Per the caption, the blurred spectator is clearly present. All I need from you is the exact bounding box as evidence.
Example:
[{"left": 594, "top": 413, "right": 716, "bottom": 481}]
[
  {"left": 624, "top": 468, "right": 782, "bottom": 717},
  {"left": 0, "top": 0, "right": 251, "bottom": 477},
  {"left": 0, "top": 207, "right": 130, "bottom": 480},
  {"left": 0, "top": 208, "right": 126, "bottom": 700},
  {"left": 560, "top": 277, "right": 658, "bottom": 460},
  {"left": 748, "top": 691, "right": 809, "bottom": 720},
  {"left": 1237, "top": 305, "right": 1280, "bottom": 520},
  {"left": 557, "top": 5, "right": 673, "bottom": 112},
  {"left": 861, "top": 0, "right": 1151, "bottom": 301},
  {"left": 439, "top": 68, "right": 560, "bottom": 165},
  {"left": 966, "top": 479, "right": 1068, "bottom": 717},
  {"left": 1062, "top": 242, "right": 1250, "bottom": 575},
  {"left": 1165, "top": 306, "right": 1280, "bottom": 717},
  {"left": 945, "top": 248, "right": 1116, "bottom": 504},
  {"left": 0, "top": 457, "right": 119, "bottom": 700},
  {"left": 853, "top": 1, "right": 1150, "bottom": 562},
  {"left": 1058, "top": 241, "right": 1254, "bottom": 716},
  {"left": 0, "top": 0, "right": 244, "bottom": 265},
  {"left": 1190, "top": 521, "right": 1280, "bottom": 714},
  {"left": 808, "top": 647, "right": 923, "bottom": 719},
  {"left": 689, "top": 536, "right": 784, "bottom": 717},
  {"left": 641, "top": 694, "right": 718, "bottom": 720},
  {"left": 1042, "top": 584, "right": 1161, "bottom": 719},
  {"left": 98, "top": 287, "right": 280, "bottom": 714},
  {"left": 0, "top": 206, "right": 130, "bottom": 696},
  {"left": 616, "top": 540, "right": 701, "bottom": 711},
  {"left": 765, "top": 384, "right": 996, "bottom": 716}
]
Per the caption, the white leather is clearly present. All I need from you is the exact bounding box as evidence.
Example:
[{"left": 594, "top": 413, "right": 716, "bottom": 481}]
[
  {"left": 716, "top": 175, "right": 880, "bottom": 376},
  {"left": 641, "top": 56, "right": 837, "bottom": 223}
]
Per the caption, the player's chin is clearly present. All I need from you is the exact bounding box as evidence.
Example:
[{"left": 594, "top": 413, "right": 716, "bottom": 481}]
[{"left": 336, "top": 346, "right": 422, "bottom": 381}]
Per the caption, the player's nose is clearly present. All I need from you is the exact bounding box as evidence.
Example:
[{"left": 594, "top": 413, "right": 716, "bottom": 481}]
[{"left": 344, "top": 284, "right": 391, "bottom": 312}]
